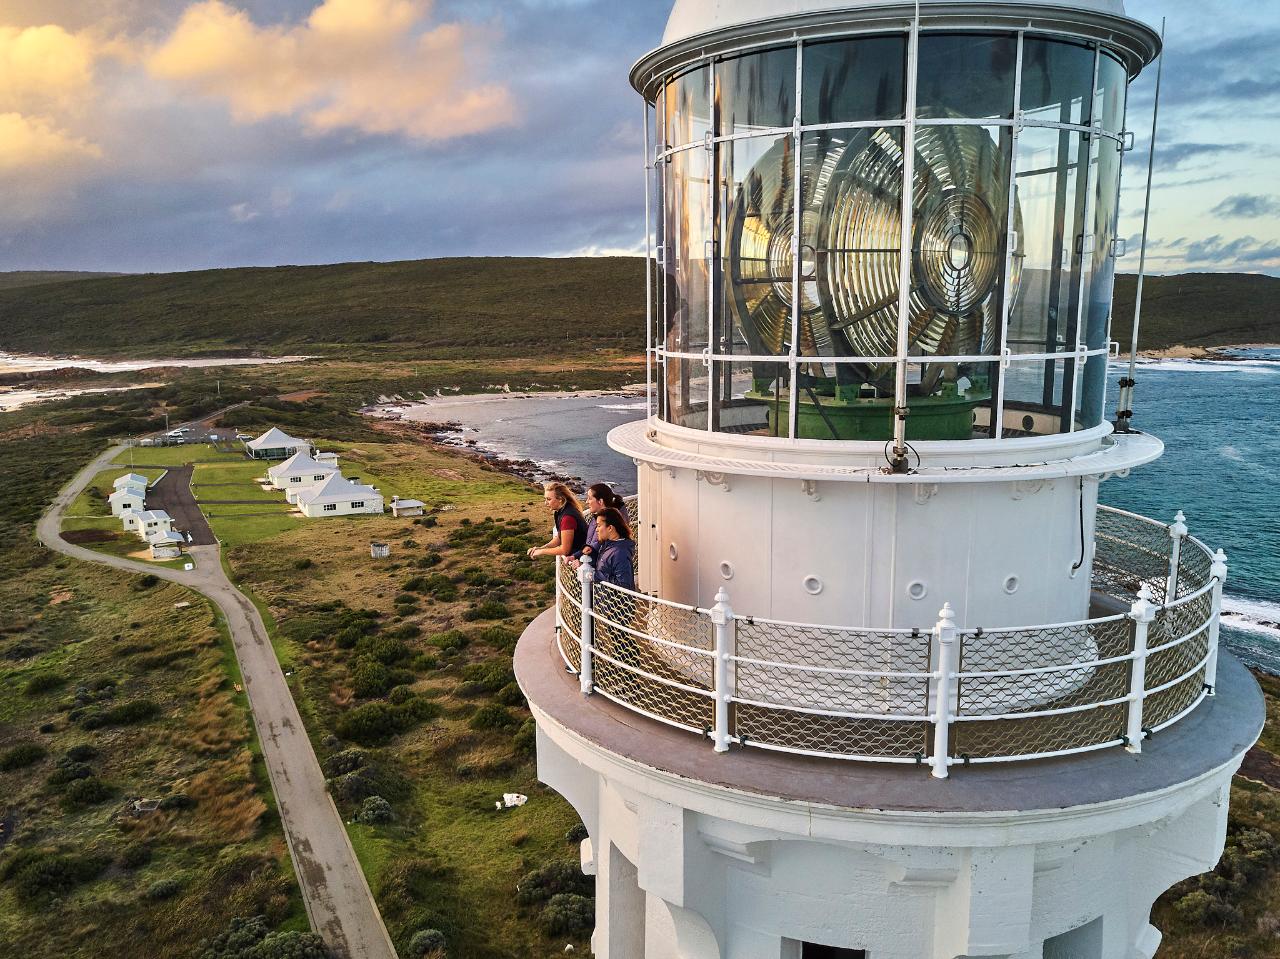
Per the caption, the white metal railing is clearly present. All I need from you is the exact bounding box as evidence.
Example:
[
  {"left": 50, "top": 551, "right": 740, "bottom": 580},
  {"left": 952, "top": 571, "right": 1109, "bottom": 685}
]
[{"left": 553, "top": 507, "right": 1227, "bottom": 778}]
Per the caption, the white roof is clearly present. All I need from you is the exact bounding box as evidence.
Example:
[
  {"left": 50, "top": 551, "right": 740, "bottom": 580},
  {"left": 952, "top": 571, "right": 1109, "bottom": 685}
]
[
  {"left": 661, "top": 0, "right": 1128, "bottom": 46},
  {"left": 121, "top": 508, "right": 143, "bottom": 520},
  {"left": 114, "top": 473, "right": 149, "bottom": 489},
  {"left": 245, "top": 427, "right": 305, "bottom": 451},
  {"left": 109, "top": 486, "right": 145, "bottom": 500},
  {"left": 147, "top": 530, "right": 185, "bottom": 545},
  {"left": 137, "top": 510, "right": 172, "bottom": 523},
  {"left": 268, "top": 450, "right": 337, "bottom": 479},
  {"left": 393, "top": 499, "right": 426, "bottom": 509},
  {"left": 296, "top": 474, "right": 381, "bottom": 506}
]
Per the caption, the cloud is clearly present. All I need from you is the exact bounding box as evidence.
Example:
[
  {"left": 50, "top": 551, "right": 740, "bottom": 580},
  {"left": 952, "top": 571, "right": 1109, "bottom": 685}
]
[
  {"left": 0, "top": 112, "right": 101, "bottom": 174},
  {"left": 146, "top": 0, "right": 515, "bottom": 141},
  {"left": 0, "top": 24, "right": 97, "bottom": 112},
  {"left": 1210, "top": 194, "right": 1280, "bottom": 219},
  {"left": 1155, "top": 141, "right": 1235, "bottom": 170}
]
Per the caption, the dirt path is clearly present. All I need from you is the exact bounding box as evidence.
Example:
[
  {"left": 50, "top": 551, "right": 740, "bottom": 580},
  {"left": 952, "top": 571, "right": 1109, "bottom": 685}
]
[{"left": 38, "top": 444, "right": 397, "bottom": 959}]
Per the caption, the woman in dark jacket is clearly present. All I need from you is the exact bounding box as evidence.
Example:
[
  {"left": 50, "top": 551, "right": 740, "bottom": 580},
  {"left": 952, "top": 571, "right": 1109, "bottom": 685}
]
[
  {"left": 592, "top": 507, "right": 636, "bottom": 591},
  {"left": 574, "top": 482, "right": 627, "bottom": 564}
]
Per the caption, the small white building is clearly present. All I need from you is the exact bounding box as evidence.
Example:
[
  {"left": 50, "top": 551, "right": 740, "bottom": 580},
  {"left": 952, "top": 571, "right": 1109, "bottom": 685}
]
[
  {"left": 109, "top": 486, "right": 146, "bottom": 517},
  {"left": 267, "top": 451, "right": 339, "bottom": 491},
  {"left": 114, "top": 473, "right": 149, "bottom": 491},
  {"left": 315, "top": 451, "right": 340, "bottom": 467},
  {"left": 243, "top": 427, "right": 307, "bottom": 460},
  {"left": 120, "top": 508, "right": 144, "bottom": 532},
  {"left": 296, "top": 475, "right": 384, "bottom": 518},
  {"left": 133, "top": 510, "right": 174, "bottom": 540},
  {"left": 390, "top": 496, "right": 426, "bottom": 518},
  {"left": 147, "top": 530, "right": 185, "bottom": 559}
]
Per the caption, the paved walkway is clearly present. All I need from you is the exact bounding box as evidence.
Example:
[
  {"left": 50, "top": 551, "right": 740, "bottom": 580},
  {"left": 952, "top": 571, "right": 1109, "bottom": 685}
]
[{"left": 38, "top": 444, "right": 397, "bottom": 959}]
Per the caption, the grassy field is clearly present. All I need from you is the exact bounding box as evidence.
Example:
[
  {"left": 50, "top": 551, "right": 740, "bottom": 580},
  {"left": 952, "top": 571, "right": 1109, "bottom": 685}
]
[{"left": 66, "top": 467, "right": 167, "bottom": 518}]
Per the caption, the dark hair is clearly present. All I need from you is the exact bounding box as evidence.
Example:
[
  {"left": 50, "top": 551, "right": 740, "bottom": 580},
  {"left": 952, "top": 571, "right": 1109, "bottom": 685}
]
[
  {"left": 595, "top": 507, "right": 632, "bottom": 541},
  {"left": 587, "top": 483, "right": 625, "bottom": 511}
]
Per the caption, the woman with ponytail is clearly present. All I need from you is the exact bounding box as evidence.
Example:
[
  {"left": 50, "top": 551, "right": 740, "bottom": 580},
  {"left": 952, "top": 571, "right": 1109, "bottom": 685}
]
[
  {"left": 571, "top": 482, "right": 626, "bottom": 565},
  {"left": 528, "top": 482, "right": 589, "bottom": 560}
]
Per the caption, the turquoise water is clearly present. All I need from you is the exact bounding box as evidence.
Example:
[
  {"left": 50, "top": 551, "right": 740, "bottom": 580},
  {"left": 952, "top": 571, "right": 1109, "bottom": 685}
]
[{"left": 396, "top": 356, "right": 1280, "bottom": 670}]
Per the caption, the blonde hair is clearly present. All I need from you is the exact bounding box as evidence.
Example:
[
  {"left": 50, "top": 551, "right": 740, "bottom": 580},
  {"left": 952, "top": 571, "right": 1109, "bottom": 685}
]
[{"left": 543, "top": 481, "right": 582, "bottom": 513}]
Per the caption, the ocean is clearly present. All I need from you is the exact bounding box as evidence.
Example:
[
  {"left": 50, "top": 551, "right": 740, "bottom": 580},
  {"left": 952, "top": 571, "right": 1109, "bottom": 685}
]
[{"left": 385, "top": 353, "right": 1280, "bottom": 671}]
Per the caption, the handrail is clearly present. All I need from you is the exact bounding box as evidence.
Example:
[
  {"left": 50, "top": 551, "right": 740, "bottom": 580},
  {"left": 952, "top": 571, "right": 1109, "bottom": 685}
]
[{"left": 553, "top": 506, "right": 1226, "bottom": 776}]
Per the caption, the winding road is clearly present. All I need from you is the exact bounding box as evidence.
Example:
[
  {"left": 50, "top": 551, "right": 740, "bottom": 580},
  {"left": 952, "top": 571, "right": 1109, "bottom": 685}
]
[{"left": 38, "top": 443, "right": 397, "bottom": 959}]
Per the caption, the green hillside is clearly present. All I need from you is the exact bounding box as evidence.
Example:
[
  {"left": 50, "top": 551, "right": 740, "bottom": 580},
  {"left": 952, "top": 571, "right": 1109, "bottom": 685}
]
[
  {"left": 0, "top": 258, "right": 644, "bottom": 358},
  {"left": 0, "top": 259, "right": 1273, "bottom": 359},
  {"left": 0, "top": 271, "right": 124, "bottom": 291},
  {"left": 1112, "top": 272, "right": 1280, "bottom": 351}
]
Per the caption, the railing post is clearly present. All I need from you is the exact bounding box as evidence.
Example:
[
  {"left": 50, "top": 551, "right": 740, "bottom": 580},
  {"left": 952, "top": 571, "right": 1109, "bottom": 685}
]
[
  {"left": 1207, "top": 549, "right": 1228, "bottom": 696},
  {"left": 578, "top": 556, "right": 594, "bottom": 696},
  {"left": 1126, "top": 584, "right": 1157, "bottom": 753},
  {"left": 1166, "top": 510, "right": 1188, "bottom": 602},
  {"left": 710, "top": 588, "right": 735, "bottom": 753},
  {"left": 931, "top": 603, "right": 958, "bottom": 780}
]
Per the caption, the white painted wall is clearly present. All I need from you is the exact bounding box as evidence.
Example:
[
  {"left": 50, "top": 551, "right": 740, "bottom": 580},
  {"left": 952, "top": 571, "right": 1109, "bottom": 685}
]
[{"left": 299, "top": 496, "right": 384, "bottom": 519}]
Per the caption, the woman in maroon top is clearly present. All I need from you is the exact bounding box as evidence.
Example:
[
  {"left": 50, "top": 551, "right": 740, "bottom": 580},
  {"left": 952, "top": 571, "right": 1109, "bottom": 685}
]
[{"left": 528, "top": 482, "right": 589, "bottom": 560}]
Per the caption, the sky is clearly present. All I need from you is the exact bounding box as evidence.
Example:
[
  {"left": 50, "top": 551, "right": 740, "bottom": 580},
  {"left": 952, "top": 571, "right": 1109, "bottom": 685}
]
[{"left": 0, "top": 0, "right": 1273, "bottom": 275}]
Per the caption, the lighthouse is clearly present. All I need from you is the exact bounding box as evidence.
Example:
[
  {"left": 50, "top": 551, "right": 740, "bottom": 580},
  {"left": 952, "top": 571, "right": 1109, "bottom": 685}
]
[{"left": 514, "top": 1, "right": 1264, "bottom": 956}]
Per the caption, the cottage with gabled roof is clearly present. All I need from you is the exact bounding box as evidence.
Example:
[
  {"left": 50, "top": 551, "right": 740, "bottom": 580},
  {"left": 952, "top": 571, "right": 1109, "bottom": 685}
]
[
  {"left": 114, "top": 473, "right": 149, "bottom": 491},
  {"left": 267, "top": 450, "right": 339, "bottom": 490},
  {"left": 109, "top": 485, "right": 146, "bottom": 517},
  {"left": 132, "top": 510, "right": 174, "bottom": 540},
  {"left": 295, "top": 475, "right": 384, "bottom": 518}
]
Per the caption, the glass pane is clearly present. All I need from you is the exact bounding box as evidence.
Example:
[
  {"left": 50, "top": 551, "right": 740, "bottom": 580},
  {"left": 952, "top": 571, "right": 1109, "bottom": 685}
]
[
  {"left": 717, "top": 134, "right": 795, "bottom": 358},
  {"left": 903, "top": 361, "right": 998, "bottom": 440},
  {"left": 1078, "top": 352, "right": 1108, "bottom": 430},
  {"left": 1095, "top": 51, "right": 1128, "bottom": 133},
  {"left": 909, "top": 125, "right": 1011, "bottom": 359},
  {"left": 1020, "top": 38, "right": 1095, "bottom": 126},
  {"left": 802, "top": 35, "right": 906, "bottom": 124},
  {"left": 665, "top": 66, "right": 710, "bottom": 148},
  {"left": 709, "top": 359, "right": 786, "bottom": 436},
  {"left": 716, "top": 47, "right": 795, "bottom": 136},
  {"left": 663, "top": 356, "right": 710, "bottom": 430},
  {"left": 1086, "top": 137, "right": 1122, "bottom": 353},
  {"left": 1003, "top": 358, "right": 1071, "bottom": 437},
  {"left": 917, "top": 34, "right": 1017, "bottom": 120},
  {"left": 664, "top": 146, "right": 711, "bottom": 354},
  {"left": 1008, "top": 127, "right": 1088, "bottom": 354},
  {"left": 800, "top": 128, "right": 903, "bottom": 375}
]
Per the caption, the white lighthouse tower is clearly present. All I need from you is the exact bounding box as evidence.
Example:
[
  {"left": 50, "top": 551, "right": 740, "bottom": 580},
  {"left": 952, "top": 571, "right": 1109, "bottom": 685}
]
[{"left": 515, "top": 2, "right": 1264, "bottom": 957}]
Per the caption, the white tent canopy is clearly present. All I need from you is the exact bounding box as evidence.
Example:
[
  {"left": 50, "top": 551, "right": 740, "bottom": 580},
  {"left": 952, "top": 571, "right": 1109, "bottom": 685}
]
[{"left": 245, "top": 427, "right": 305, "bottom": 452}]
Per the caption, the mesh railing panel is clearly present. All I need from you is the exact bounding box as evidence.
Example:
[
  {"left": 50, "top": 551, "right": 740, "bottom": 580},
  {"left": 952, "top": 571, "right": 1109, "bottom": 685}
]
[
  {"left": 734, "top": 705, "right": 930, "bottom": 760},
  {"left": 953, "top": 618, "right": 1134, "bottom": 760},
  {"left": 589, "top": 583, "right": 715, "bottom": 733},
  {"left": 1144, "top": 669, "right": 1208, "bottom": 730},
  {"left": 557, "top": 561, "right": 582, "bottom": 671},
  {"left": 1094, "top": 509, "right": 1172, "bottom": 604},
  {"left": 1175, "top": 542, "right": 1214, "bottom": 600},
  {"left": 1143, "top": 592, "right": 1213, "bottom": 731}
]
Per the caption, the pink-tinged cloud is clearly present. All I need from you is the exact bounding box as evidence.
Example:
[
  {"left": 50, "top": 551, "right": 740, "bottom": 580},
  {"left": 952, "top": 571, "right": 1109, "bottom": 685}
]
[{"left": 146, "top": 0, "right": 516, "bottom": 142}]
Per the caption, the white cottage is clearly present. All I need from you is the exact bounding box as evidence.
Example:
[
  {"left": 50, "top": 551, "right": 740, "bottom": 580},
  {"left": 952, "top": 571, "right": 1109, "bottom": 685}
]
[
  {"left": 296, "top": 475, "right": 384, "bottom": 518},
  {"left": 133, "top": 510, "right": 174, "bottom": 540},
  {"left": 243, "top": 427, "right": 307, "bottom": 460},
  {"left": 267, "top": 451, "right": 339, "bottom": 491},
  {"left": 109, "top": 486, "right": 146, "bottom": 516},
  {"left": 120, "top": 508, "right": 144, "bottom": 532},
  {"left": 114, "top": 473, "right": 149, "bottom": 491}
]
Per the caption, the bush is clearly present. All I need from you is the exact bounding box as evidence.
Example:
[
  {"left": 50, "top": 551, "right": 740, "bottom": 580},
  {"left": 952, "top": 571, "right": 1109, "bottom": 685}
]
[
  {"left": 459, "top": 660, "right": 515, "bottom": 696},
  {"left": 352, "top": 660, "right": 393, "bottom": 698},
  {"left": 24, "top": 673, "right": 66, "bottom": 695},
  {"left": 475, "top": 626, "right": 518, "bottom": 651},
  {"left": 132, "top": 574, "right": 160, "bottom": 591},
  {"left": 402, "top": 576, "right": 430, "bottom": 593},
  {"left": 499, "top": 536, "right": 534, "bottom": 554},
  {"left": 516, "top": 860, "right": 593, "bottom": 906},
  {"left": 0, "top": 742, "right": 47, "bottom": 772},
  {"left": 335, "top": 626, "right": 364, "bottom": 650},
  {"left": 293, "top": 558, "right": 314, "bottom": 570},
  {"left": 120, "top": 843, "right": 152, "bottom": 870},
  {"left": 496, "top": 683, "right": 526, "bottom": 708},
  {"left": 407, "top": 929, "right": 447, "bottom": 957},
  {"left": 355, "top": 796, "right": 394, "bottom": 825},
  {"left": 64, "top": 743, "right": 99, "bottom": 762},
  {"left": 323, "top": 749, "right": 367, "bottom": 778},
  {"left": 428, "top": 630, "right": 469, "bottom": 652},
  {"left": 159, "top": 793, "right": 194, "bottom": 811},
  {"left": 144, "top": 877, "right": 182, "bottom": 900},
  {"left": 565, "top": 822, "right": 589, "bottom": 844},
  {"left": 82, "top": 699, "right": 161, "bottom": 729},
  {"left": 417, "top": 552, "right": 442, "bottom": 568},
  {"left": 469, "top": 703, "right": 517, "bottom": 731},
  {"left": 356, "top": 635, "right": 409, "bottom": 666},
  {"left": 386, "top": 623, "right": 422, "bottom": 641},
  {"left": 1, "top": 850, "right": 110, "bottom": 906},
  {"left": 462, "top": 601, "right": 510, "bottom": 622},
  {"left": 61, "top": 776, "right": 113, "bottom": 810},
  {"left": 47, "top": 760, "right": 93, "bottom": 787},
  {"left": 337, "top": 698, "right": 442, "bottom": 746},
  {"left": 253, "top": 931, "right": 331, "bottom": 959},
  {"left": 541, "top": 893, "right": 595, "bottom": 935},
  {"left": 514, "top": 719, "right": 537, "bottom": 758},
  {"left": 328, "top": 762, "right": 410, "bottom": 805},
  {"left": 1173, "top": 889, "right": 1243, "bottom": 925}
]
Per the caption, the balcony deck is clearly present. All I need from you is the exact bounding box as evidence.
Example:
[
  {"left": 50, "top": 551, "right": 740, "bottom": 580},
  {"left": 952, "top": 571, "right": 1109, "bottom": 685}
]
[{"left": 516, "top": 606, "right": 1263, "bottom": 812}]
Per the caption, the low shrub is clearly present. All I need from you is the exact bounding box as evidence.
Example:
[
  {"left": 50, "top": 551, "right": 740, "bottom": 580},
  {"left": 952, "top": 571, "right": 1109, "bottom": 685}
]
[
  {"left": 81, "top": 698, "right": 161, "bottom": 729},
  {"left": 428, "top": 630, "right": 468, "bottom": 653},
  {"left": 144, "top": 877, "right": 182, "bottom": 900},
  {"left": 352, "top": 661, "right": 393, "bottom": 699},
  {"left": 322, "top": 749, "right": 367, "bottom": 778},
  {"left": 355, "top": 796, "right": 394, "bottom": 825},
  {"left": 61, "top": 776, "right": 113, "bottom": 810},
  {"left": 120, "top": 843, "right": 153, "bottom": 869},
  {"left": 0, "top": 849, "right": 110, "bottom": 906},
  {"left": 474, "top": 625, "right": 518, "bottom": 651},
  {"left": 132, "top": 574, "right": 160, "bottom": 591},
  {"left": 199, "top": 915, "right": 331, "bottom": 959},
  {"left": 516, "top": 860, "right": 594, "bottom": 906},
  {"left": 46, "top": 760, "right": 93, "bottom": 786},
  {"left": 541, "top": 893, "right": 595, "bottom": 935},
  {"left": 293, "top": 558, "right": 314, "bottom": 570},
  {"left": 462, "top": 601, "right": 510, "bottom": 622},
  {"left": 402, "top": 576, "right": 430, "bottom": 593},
  {"left": 459, "top": 660, "right": 514, "bottom": 696},
  {"left": 24, "top": 673, "right": 66, "bottom": 695},
  {"left": 565, "top": 822, "right": 589, "bottom": 844},
  {"left": 406, "top": 929, "right": 447, "bottom": 958},
  {"left": 0, "top": 742, "right": 47, "bottom": 772},
  {"left": 513, "top": 719, "right": 537, "bottom": 757},
  {"left": 416, "top": 552, "right": 442, "bottom": 568},
  {"left": 356, "top": 635, "right": 409, "bottom": 666},
  {"left": 337, "top": 698, "right": 442, "bottom": 746},
  {"left": 496, "top": 683, "right": 526, "bottom": 708},
  {"left": 469, "top": 703, "right": 517, "bottom": 731}
]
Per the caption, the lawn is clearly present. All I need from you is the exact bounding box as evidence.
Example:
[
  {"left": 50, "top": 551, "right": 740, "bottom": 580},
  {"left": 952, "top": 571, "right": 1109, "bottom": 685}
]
[{"left": 112, "top": 444, "right": 244, "bottom": 468}]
